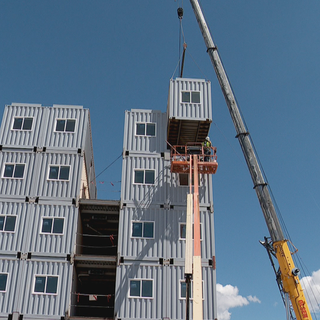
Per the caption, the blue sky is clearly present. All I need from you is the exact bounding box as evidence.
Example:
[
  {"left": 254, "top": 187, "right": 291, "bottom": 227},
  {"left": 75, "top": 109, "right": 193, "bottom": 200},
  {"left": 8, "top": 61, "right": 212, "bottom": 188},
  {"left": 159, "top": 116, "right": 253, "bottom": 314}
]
[{"left": 1, "top": 1, "right": 320, "bottom": 319}]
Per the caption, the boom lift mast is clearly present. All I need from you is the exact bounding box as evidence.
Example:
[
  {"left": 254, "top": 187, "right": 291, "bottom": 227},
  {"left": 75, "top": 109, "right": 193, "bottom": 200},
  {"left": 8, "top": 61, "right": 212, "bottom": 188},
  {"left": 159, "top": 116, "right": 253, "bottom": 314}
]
[{"left": 188, "top": 1, "right": 313, "bottom": 319}]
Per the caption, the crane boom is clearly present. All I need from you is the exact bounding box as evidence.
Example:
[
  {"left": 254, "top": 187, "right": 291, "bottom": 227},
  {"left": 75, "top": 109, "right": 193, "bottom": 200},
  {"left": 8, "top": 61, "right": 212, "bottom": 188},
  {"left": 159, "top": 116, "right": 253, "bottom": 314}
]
[{"left": 188, "top": 1, "right": 313, "bottom": 319}]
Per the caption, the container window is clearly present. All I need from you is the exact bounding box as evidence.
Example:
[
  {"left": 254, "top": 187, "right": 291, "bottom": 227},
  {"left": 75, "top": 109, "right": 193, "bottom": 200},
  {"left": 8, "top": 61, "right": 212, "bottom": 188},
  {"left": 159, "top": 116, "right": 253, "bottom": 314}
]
[
  {"left": 146, "top": 123, "right": 155, "bottom": 136},
  {"left": 145, "top": 170, "right": 155, "bottom": 184},
  {"left": 129, "top": 280, "right": 140, "bottom": 297},
  {"left": 182, "top": 91, "right": 190, "bottom": 103},
  {"left": 180, "top": 280, "right": 192, "bottom": 299},
  {"left": 179, "top": 223, "right": 203, "bottom": 240},
  {"left": 34, "top": 275, "right": 58, "bottom": 294},
  {"left": 48, "top": 165, "right": 70, "bottom": 181},
  {"left": 3, "top": 163, "right": 25, "bottom": 179},
  {"left": 41, "top": 217, "right": 64, "bottom": 235},
  {"left": 134, "top": 170, "right": 144, "bottom": 184},
  {"left": 134, "top": 169, "right": 155, "bottom": 185},
  {"left": 132, "top": 222, "right": 142, "bottom": 237},
  {"left": 129, "top": 279, "right": 153, "bottom": 298},
  {"left": 191, "top": 91, "right": 200, "bottom": 103},
  {"left": 143, "top": 222, "right": 154, "bottom": 238},
  {"left": 55, "top": 119, "right": 76, "bottom": 133},
  {"left": 0, "top": 273, "right": 8, "bottom": 292},
  {"left": 181, "top": 91, "right": 201, "bottom": 103},
  {"left": 141, "top": 280, "right": 153, "bottom": 297},
  {"left": 0, "top": 216, "right": 17, "bottom": 232},
  {"left": 180, "top": 280, "right": 203, "bottom": 300},
  {"left": 136, "top": 123, "right": 145, "bottom": 135},
  {"left": 136, "top": 122, "right": 156, "bottom": 136},
  {"left": 132, "top": 221, "right": 154, "bottom": 238},
  {"left": 12, "top": 117, "right": 33, "bottom": 131}
]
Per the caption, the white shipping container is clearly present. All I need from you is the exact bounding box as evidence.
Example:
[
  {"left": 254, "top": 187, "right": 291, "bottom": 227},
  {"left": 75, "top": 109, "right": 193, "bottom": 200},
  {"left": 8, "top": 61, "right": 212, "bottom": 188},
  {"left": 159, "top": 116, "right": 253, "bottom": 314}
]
[
  {"left": 15, "top": 260, "right": 72, "bottom": 318},
  {"left": 123, "top": 109, "right": 167, "bottom": 154},
  {"left": 115, "top": 263, "right": 217, "bottom": 320},
  {"left": 0, "top": 258, "right": 22, "bottom": 316},
  {"left": 167, "top": 78, "right": 212, "bottom": 121},
  {"left": 121, "top": 155, "right": 166, "bottom": 207}
]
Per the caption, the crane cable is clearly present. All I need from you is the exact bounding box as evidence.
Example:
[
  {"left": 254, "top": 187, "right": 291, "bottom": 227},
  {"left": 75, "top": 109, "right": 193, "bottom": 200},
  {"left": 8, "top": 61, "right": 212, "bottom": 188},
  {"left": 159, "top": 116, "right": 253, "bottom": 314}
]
[{"left": 90, "top": 152, "right": 122, "bottom": 185}]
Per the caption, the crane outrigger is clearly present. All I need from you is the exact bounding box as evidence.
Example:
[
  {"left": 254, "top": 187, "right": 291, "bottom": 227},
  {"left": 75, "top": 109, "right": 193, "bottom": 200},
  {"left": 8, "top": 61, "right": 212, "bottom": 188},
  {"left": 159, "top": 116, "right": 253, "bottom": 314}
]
[{"left": 188, "top": 1, "right": 313, "bottom": 319}]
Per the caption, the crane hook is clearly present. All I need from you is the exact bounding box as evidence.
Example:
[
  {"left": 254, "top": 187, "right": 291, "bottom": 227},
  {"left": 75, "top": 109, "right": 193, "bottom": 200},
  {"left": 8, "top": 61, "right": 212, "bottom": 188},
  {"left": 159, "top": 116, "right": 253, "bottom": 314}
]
[{"left": 177, "top": 7, "right": 183, "bottom": 20}]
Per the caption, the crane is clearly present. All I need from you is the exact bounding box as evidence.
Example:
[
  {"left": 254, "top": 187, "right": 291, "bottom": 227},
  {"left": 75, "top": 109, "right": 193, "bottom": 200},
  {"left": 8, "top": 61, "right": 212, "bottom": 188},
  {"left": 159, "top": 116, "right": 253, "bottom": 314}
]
[{"left": 188, "top": 1, "right": 313, "bottom": 319}]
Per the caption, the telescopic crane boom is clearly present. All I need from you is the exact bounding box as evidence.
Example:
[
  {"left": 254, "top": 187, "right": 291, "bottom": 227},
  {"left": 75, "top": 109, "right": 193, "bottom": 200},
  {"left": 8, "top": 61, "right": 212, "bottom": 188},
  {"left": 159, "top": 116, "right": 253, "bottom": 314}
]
[{"left": 188, "top": 1, "right": 312, "bottom": 319}]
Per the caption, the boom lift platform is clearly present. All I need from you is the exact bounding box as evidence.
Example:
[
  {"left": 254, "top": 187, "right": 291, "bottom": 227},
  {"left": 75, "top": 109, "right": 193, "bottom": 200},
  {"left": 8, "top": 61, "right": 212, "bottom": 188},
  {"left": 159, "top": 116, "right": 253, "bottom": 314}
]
[{"left": 170, "top": 143, "right": 218, "bottom": 174}]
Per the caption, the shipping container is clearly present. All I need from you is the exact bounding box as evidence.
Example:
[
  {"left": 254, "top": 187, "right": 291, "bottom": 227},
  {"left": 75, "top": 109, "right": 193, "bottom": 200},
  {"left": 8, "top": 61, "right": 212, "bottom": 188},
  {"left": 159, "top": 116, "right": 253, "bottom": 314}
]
[
  {"left": 32, "top": 152, "right": 83, "bottom": 200},
  {"left": 167, "top": 78, "right": 212, "bottom": 121},
  {"left": 166, "top": 78, "right": 213, "bottom": 146},
  {"left": 121, "top": 155, "right": 213, "bottom": 208},
  {"left": 166, "top": 171, "right": 213, "bottom": 208},
  {"left": 123, "top": 109, "right": 167, "bottom": 154},
  {"left": 26, "top": 204, "right": 78, "bottom": 257},
  {"left": 165, "top": 207, "right": 216, "bottom": 260},
  {"left": 0, "top": 104, "right": 96, "bottom": 200},
  {"left": 0, "top": 104, "right": 44, "bottom": 149},
  {"left": 121, "top": 155, "right": 166, "bottom": 207},
  {"left": 118, "top": 205, "right": 215, "bottom": 260},
  {"left": 0, "top": 258, "right": 22, "bottom": 316},
  {"left": 114, "top": 263, "right": 216, "bottom": 320},
  {"left": 0, "top": 201, "right": 29, "bottom": 254},
  {"left": 15, "top": 259, "right": 72, "bottom": 318},
  {"left": 41, "top": 104, "right": 90, "bottom": 150},
  {"left": 0, "top": 104, "right": 91, "bottom": 151},
  {"left": 118, "top": 206, "right": 166, "bottom": 260},
  {"left": 0, "top": 151, "right": 36, "bottom": 197}
]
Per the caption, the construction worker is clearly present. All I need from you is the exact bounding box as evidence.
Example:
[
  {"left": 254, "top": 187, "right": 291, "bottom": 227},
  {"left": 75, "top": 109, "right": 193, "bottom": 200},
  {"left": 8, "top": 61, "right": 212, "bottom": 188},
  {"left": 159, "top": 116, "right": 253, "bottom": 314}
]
[{"left": 202, "top": 136, "right": 212, "bottom": 161}]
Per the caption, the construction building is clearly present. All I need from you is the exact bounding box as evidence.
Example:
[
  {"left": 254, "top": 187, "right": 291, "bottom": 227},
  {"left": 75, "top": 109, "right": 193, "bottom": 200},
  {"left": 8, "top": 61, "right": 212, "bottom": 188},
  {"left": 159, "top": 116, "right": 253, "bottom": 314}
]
[{"left": 0, "top": 77, "right": 217, "bottom": 320}]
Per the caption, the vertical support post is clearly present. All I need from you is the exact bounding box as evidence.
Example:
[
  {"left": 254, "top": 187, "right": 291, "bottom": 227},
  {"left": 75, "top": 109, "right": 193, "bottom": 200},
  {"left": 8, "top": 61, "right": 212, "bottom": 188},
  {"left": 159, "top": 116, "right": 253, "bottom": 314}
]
[
  {"left": 185, "top": 156, "right": 193, "bottom": 320},
  {"left": 185, "top": 194, "right": 193, "bottom": 320},
  {"left": 193, "top": 155, "right": 203, "bottom": 320}
]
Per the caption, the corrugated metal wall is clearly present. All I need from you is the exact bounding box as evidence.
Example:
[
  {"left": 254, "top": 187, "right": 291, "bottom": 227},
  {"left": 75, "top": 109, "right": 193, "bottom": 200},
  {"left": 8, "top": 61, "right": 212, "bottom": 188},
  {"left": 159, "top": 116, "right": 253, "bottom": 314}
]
[
  {"left": 0, "top": 258, "right": 21, "bottom": 315},
  {"left": 0, "top": 104, "right": 94, "bottom": 319},
  {"left": 0, "top": 104, "right": 44, "bottom": 148},
  {"left": 117, "top": 96, "right": 217, "bottom": 320},
  {"left": 0, "top": 104, "right": 91, "bottom": 151},
  {"left": 123, "top": 109, "right": 167, "bottom": 154},
  {"left": 118, "top": 206, "right": 166, "bottom": 260},
  {"left": 118, "top": 206, "right": 215, "bottom": 260},
  {"left": 121, "top": 155, "right": 166, "bottom": 207},
  {"left": 0, "top": 151, "right": 36, "bottom": 197},
  {"left": 0, "top": 202, "right": 29, "bottom": 253},
  {"left": 121, "top": 155, "right": 213, "bottom": 208},
  {"left": 0, "top": 151, "right": 83, "bottom": 200},
  {"left": 0, "top": 201, "right": 77, "bottom": 256},
  {"left": 0, "top": 104, "right": 96, "bottom": 199},
  {"left": 33, "top": 152, "right": 83, "bottom": 200},
  {"left": 43, "top": 105, "right": 88, "bottom": 150},
  {"left": 115, "top": 263, "right": 216, "bottom": 320},
  {"left": 167, "top": 78, "right": 212, "bottom": 121},
  {"left": 26, "top": 204, "right": 77, "bottom": 256},
  {"left": 16, "top": 260, "right": 72, "bottom": 317}
]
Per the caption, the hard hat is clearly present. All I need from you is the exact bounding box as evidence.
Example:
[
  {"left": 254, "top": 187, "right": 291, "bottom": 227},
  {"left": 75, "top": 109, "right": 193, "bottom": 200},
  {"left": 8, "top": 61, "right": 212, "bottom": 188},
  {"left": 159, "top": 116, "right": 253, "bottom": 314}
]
[{"left": 206, "top": 136, "right": 210, "bottom": 141}]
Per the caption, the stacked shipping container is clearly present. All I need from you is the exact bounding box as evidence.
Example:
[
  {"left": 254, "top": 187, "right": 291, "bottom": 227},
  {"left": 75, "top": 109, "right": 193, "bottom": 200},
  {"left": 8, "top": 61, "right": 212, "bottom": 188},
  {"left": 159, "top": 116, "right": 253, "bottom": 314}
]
[
  {"left": 0, "top": 103, "right": 96, "bottom": 320},
  {"left": 115, "top": 78, "right": 217, "bottom": 320}
]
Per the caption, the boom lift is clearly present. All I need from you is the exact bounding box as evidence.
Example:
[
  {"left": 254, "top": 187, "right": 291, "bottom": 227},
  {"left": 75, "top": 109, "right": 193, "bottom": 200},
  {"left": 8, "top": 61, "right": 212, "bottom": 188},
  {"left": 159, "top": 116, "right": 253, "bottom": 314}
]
[
  {"left": 170, "top": 143, "right": 218, "bottom": 320},
  {"left": 188, "top": 1, "right": 313, "bottom": 319}
]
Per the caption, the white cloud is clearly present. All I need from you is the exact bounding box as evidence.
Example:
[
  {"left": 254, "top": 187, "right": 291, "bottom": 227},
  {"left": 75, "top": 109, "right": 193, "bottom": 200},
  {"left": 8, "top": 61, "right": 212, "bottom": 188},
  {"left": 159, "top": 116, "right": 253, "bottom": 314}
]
[
  {"left": 247, "top": 295, "right": 261, "bottom": 303},
  {"left": 300, "top": 269, "right": 320, "bottom": 313},
  {"left": 217, "top": 283, "right": 261, "bottom": 320}
]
